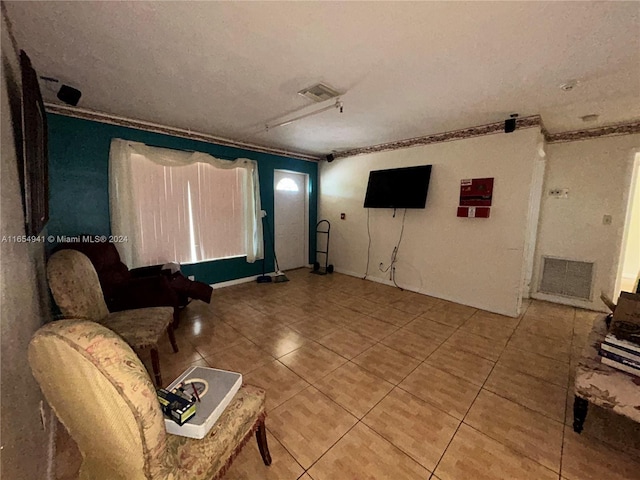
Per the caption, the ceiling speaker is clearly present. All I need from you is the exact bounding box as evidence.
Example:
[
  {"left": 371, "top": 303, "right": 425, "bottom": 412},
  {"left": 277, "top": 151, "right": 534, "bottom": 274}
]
[
  {"left": 504, "top": 118, "right": 516, "bottom": 133},
  {"left": 57, "top": 85, "right": 82, "bottom": 106}
]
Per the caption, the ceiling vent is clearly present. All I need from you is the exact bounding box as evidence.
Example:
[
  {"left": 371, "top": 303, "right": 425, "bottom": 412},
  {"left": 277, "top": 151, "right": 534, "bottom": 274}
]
[{"left": 298, "top": 83, "right": 341, "bottom": 103}]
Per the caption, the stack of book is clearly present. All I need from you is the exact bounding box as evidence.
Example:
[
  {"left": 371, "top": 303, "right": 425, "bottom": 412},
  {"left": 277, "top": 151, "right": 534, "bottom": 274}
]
[{"left": 599, "top": 292, "right": 640, "bottom": 377}]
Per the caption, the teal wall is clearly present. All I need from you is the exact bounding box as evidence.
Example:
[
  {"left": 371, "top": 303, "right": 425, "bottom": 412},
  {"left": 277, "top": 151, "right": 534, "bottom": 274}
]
[{"left": 47, "top": 113, "right": 318, "bottom": 284}]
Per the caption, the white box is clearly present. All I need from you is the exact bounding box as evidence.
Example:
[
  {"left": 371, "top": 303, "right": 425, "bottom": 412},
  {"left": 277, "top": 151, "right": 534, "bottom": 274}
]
[{"left": 164, "top": 366, "right": 242, "bottom": 439}]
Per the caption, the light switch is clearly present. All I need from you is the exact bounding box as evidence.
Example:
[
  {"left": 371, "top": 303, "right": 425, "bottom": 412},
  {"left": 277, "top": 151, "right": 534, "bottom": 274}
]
[{"left": 340, "top": 213, "right": 346, "bottom": 220}]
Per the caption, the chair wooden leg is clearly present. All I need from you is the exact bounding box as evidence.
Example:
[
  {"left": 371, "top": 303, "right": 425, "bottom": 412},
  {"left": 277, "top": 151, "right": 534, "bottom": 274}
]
[
  {"left": 255, "top": 419, "right": 272, "bottom": 466},
  {"left": 573, "top": 396, "right": 588, "bottom": 433},
  {"left": 167, "top": 325, "right": 179, "bottom": 353},
  {"left": 150, "top": 348, "right": 162, "bottom": 387},
  {"left": 173, "top": 307, "right": 180, "bottom": 329}
]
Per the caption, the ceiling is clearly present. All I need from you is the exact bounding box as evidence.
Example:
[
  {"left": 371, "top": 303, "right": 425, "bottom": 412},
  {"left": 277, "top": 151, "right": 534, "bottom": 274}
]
[{"left": 5, "top": 1, "right": 640, "bottom": 158}]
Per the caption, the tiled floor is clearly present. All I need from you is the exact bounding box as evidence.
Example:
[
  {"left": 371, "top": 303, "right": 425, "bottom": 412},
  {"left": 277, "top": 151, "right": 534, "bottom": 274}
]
[{"left": 56, "top": 269, "right": 640, "bottom": 480}]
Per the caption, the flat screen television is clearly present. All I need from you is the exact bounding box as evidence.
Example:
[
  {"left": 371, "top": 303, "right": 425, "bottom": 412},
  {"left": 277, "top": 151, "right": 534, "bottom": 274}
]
[{"left": 363, "top": 165, "right": 432, "bottom": 209}]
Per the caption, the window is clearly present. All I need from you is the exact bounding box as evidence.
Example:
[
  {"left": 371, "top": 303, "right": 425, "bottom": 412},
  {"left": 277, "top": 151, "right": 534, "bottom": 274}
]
[
  {"left": 129, "top": 153, "right": 245, "bottom": 265},
  {"left": 109, "top": 139, "right": 263, "bottom": 268},
  {"left": 276, "top": 178, "right": 299, "bottom": 192}
]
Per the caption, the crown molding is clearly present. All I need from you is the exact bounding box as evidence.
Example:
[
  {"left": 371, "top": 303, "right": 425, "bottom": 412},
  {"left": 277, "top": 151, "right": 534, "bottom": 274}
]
[
  {"left": 44, "top": 103, "right": 321, "bottom": 162},
  {"left": 332, "top": 116, "right": 640, "bottom": 159},
  {"left": 545, "top": 120, "right": 640, "bottom": 144},
  {"left": 46, "top": 103, "right": 639, "bottom": 162},
  {"left": 334, "top": 115, "right": 543, "bottom": 159}
]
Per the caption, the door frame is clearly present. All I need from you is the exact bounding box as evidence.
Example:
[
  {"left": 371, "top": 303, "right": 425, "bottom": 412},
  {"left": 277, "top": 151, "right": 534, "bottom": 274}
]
[
  {"left": 521, "top": 147, "right": 547, "bottom": 302},
  {"left": 274, "top": 169, "right": 310, "bottom": 270},
  {"left": 614, "top": 151, "right": 640, "bottom": 297}
]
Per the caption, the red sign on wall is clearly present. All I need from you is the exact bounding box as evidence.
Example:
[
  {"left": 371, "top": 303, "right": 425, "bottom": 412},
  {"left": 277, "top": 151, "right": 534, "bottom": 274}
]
[{"left": 458, "top": 178, "right": 494, "bottom": 218}]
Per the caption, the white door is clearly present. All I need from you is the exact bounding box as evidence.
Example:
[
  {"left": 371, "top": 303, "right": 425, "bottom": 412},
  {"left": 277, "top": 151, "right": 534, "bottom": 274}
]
[{"left": 274, "top": 171, "right": 308, "bottom": 271}]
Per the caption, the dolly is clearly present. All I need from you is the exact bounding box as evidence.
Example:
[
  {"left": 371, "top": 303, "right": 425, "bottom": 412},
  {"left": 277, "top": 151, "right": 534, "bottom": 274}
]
[{"left": 311, "top": 220, "right": 334, "bottom": 275}]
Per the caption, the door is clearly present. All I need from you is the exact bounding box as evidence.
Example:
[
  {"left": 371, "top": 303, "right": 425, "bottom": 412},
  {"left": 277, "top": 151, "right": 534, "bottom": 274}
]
[{"left": 274, "top": 171, "right": 308, "bottom": 271}]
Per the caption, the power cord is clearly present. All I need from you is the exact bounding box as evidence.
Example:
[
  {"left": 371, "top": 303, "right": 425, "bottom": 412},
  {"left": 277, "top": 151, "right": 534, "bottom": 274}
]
[
  {"left": 379, "top": 209, "right": 407, "bottom": 290},
  {"left": 363, "top": 208, "right": 371, "bottom": 279}
]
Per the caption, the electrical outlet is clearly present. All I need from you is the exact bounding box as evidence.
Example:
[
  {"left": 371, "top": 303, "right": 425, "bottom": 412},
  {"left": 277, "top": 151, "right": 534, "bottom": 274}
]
[
  {"left": 603, "top": 214, "right": 612, "bottom": 225},
  {"left": 549, "top": 188, "right": 569, "bottom": 198}
]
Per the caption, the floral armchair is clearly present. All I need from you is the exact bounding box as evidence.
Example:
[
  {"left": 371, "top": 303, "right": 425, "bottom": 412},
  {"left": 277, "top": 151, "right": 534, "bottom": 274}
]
[
  {"left": 29, "top": 319, "right": 271, "bottom": 480},
  {"left": 46, "top": 249, "right": 177, "bottom": 386}
]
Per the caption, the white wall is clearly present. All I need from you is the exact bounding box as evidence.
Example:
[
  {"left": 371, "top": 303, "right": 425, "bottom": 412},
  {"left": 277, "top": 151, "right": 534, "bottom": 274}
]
[
  {"left": 319, "top": 128, "right": 542, "bottom": 317},
  {"left": 532, "top": 134, "right": 640, "bottom": 310},
  {"left": 1, "top": 10, "right": 53, "bottom": 479}
]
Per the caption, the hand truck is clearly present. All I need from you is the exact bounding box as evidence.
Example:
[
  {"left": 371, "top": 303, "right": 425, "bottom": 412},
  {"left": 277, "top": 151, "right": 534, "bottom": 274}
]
[{"left": 311, "top": 220, "right": 334, "bottom": 275}]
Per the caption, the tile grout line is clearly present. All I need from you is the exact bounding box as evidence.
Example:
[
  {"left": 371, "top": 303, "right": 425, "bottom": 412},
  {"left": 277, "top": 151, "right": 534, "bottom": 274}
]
[
  {"left": 251, "top": 288, "right": 450, "bottom": 477},
  {"left": 462, "top": 303, "right": 576, "bottom": 477},
  {"left": 427, "top": 298, "right": 533, "bottom": 478},
  {"left": 345, "top": 303, "right": 484, "bottom": 478},
  {"left": 186, "top": 276, "right": 593, "bottom": 479},
  {"left": 559, "top": 308, "right": 577, "bottom": 480}
]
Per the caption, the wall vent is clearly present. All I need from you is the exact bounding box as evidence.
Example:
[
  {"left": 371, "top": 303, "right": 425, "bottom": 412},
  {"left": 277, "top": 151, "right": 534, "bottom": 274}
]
[{"left": 539, "top": 257, "right": 594, "bottom": 300}]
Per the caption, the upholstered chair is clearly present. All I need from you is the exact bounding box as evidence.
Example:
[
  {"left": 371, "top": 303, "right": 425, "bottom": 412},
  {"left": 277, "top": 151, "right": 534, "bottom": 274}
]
[
  {"left": 29, "top": 320, "right": 271, "bottom": 480},
  {"left": 47, "top": 249, "right": 177, "bottom": 386}
]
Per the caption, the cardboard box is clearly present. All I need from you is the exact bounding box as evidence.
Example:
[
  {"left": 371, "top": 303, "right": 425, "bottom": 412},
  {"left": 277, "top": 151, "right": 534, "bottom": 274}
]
[{"left": 613, "top": 292, "right": 640, "bottom": 326}]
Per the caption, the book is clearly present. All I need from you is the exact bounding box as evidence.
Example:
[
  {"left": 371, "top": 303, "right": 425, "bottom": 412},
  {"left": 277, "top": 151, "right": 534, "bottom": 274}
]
[
  {"left": 600, "top": 349, "right": 640, "bottom": 371},
  {"left": 601, "top": 356, "right": 640, "bottom": 378},
  {"left": 604, "top": 332, "right": 640, "bottom": 353},
  {"left": 601, "top": 340, "right": 640, "bottom": 361}
]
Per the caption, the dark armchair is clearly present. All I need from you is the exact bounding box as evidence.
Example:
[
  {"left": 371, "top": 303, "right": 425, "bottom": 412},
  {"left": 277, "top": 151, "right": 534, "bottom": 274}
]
[{"left": 54, "top": 239, "right": 213, "bottom": 326}]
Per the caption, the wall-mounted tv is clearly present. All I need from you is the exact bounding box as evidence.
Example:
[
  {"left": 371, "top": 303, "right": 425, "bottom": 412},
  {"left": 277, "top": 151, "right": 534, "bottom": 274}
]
[{"left": 364, "top": 165, "right": 432, "bottom": 209}]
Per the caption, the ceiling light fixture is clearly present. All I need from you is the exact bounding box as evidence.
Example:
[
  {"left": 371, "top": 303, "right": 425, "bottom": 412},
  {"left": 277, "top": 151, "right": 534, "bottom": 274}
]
[{"left": 266, "top": 99, "right": 343, "bottom": 131}]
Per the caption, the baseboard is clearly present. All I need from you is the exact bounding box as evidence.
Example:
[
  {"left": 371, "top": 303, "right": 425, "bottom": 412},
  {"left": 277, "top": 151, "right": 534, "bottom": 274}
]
[
  {"left": 210, "top": 273, "right": 276, "bottom": 289},
  {"left": 289, "top": 266, "right": 602, "bottom": 316},
  {"left": 530, "top": 292, "right": 608, "bottom": 313},
  {"left": 335, "top": 268, "right": 519, "bottom": 317},
  {"left": 334, "top": 267, "right": 367, "bottom": 280}
]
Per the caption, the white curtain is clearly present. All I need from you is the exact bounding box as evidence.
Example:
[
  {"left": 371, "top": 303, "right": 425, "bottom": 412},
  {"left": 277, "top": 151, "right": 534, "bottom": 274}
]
[{"left": 109, "top": 138, "right": 263, "bottom": 267}]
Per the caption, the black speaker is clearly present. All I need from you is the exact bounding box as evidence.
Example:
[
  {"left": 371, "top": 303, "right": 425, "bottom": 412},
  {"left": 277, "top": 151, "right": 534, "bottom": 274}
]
[
  {"left": 504, "top": 117, "right": 516, "bottom": 133},
  {"left": 326, "top": 154, "right": 335, "bottom": 162},
  {"left": 57, "top": 85, "right": 82, "bottom": 106}
]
